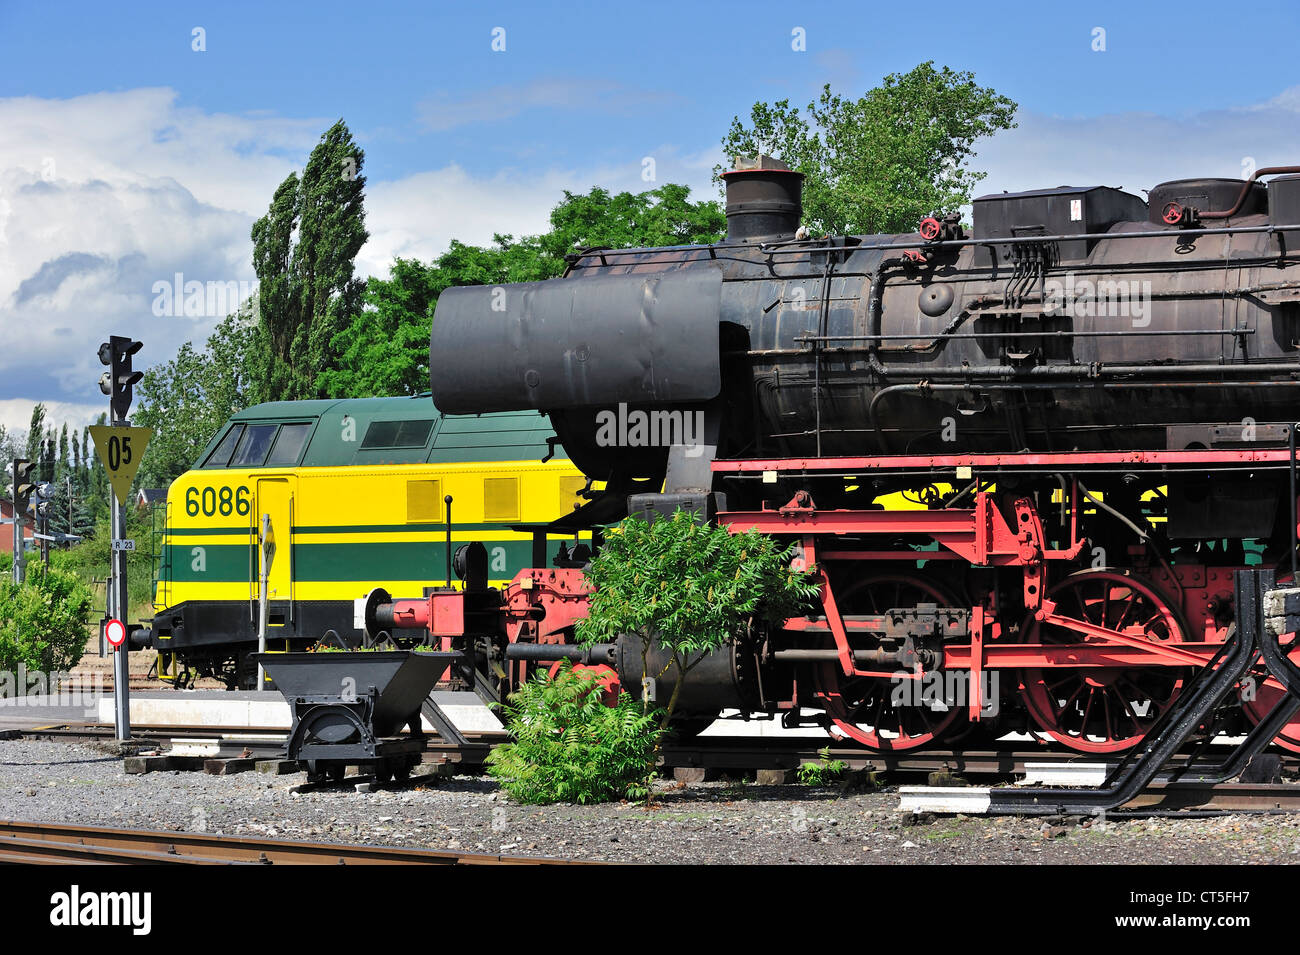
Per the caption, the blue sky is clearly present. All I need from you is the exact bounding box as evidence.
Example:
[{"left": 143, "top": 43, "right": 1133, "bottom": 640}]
[{"left": 2, "top": 0, "right": 1300, "bottom": 433}]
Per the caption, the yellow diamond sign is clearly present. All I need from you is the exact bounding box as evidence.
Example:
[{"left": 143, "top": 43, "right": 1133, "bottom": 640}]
[{"left": 89, "top": 425, "right": 153, "bottom": 505}]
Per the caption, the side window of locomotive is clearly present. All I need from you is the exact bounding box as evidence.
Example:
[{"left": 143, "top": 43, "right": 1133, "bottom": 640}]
[
  {"left": 229, "top": 424, "right": 278, "bottom": 468},
  {"left": 360, "top": 419, "right": 435, "bottom": 450},
  {"left": 265, "top": 423, "right": 312, "bottom": 466},
  {"left": 204, "top": 425, "right": 245, "bottom": 468}
]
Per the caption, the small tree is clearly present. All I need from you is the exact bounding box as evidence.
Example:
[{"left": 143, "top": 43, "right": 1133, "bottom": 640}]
[
  {"left": 486, "top": 662, "right": 660, "bottom": 804},
  {"left": 576, "top": 510, "right": 820, "bottom": 760},
  {"left": 0, "top": 564, "right": 94, "bottom": 674}
]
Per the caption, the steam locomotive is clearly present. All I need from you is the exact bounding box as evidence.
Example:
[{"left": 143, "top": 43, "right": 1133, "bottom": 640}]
[{"left": 370, "top": 156, "right": 1300, "bottom": 755}]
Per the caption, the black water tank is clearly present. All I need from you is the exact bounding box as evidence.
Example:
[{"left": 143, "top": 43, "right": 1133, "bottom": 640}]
[
  {"left": 721, "top": 155, "right": 804, "bottom": 243},
  {"left": 1147, "top": 178, "right": 1266, "bottom": 223}
]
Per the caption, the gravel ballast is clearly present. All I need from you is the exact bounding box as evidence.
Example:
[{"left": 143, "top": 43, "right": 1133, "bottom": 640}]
[{"left": 2, "top": 739, "right": 1299, "bottom": 864}]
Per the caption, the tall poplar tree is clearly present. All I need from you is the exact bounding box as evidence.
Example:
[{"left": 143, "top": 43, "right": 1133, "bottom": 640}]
[
  {"left": 24, "top": 404, "right": 45, "bottom": 464},
  {"left": 251, "top": 120, "right": 368, "bottom": 400}
]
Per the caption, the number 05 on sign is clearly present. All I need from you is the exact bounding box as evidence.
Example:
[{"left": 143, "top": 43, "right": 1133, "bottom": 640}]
[{"left": 88, "top": 425, "right": 153, "bottom": 506}]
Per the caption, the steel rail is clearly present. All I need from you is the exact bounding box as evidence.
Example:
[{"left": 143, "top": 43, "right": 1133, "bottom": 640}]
[{"left": 0, "top": 820, "right": 582, "bottom": 865}]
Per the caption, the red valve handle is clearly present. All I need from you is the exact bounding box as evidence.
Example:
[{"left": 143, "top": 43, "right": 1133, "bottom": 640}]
[
  {"left": 918, "top": 217, "right": 942, "bottom": 241},
  {"left": 1162, "top": 201, "right": 1184, "bottom": 226}
]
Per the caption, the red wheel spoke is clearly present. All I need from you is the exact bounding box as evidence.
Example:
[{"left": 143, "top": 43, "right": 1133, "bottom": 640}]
[
  {"left": 1054, "top": 681, "right": 1087, "bottom": 721},
  {"left": 1112, "top": 594, "right": 1137, "bottom": 632},
  {"left": 1101, "top": 689, "right": 1118, "bottom": 742},
  {"left": 1019, "top": 570, "right": 1188, "bottom": 754},
  {"left": 1114, "top": 684, "right": 1145, "bottom": 732},
  {"left": 914, "top": 704, "right": 936, "bottom": 733},
  {"left": 1079, "top": 687, "right": 1096, "bottom": 738}
]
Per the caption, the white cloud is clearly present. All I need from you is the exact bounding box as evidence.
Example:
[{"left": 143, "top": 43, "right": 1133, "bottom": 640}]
[
  {"left": 355, "top": 149, "right": 720, "bottom": 280},
  {"left": 974, "top": 90, "right": 1300, "bottom": 201},
  {"left": 0, "top": 399, "right": 105, "bottom": 440},
  {"left": 0, "top": 87, "right": 720, "bottom": 409},
  {"left": 0, "top": 89, "right": 319, "bottom": 410}
]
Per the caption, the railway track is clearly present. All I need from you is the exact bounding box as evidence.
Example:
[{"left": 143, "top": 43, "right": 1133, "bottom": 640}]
[
  {"left": 8, "top": 722, "right": 1300, "bottom": 814},
  {"left": 8, "top": 722, "right": 1300, "bottom": 777},
  {"left": 0, "top": 820, "right": 582, "bottom": 865}
]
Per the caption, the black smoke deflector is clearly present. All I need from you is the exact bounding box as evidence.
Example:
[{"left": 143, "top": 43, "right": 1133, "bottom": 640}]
[{"left": 430, "top": 268, "right": 722, "bottom": 413}]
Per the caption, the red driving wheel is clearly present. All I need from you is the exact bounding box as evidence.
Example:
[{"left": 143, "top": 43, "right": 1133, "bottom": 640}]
[
  {"left": 1019, "top": 570, "right": 1190, "bottom": 754},
  {"left": 811, "top": 574, "right": 965, "bottom": 751}
]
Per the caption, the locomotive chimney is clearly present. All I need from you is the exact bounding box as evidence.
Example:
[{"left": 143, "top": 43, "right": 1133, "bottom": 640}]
[{"left": 721, "top": 155, "right": 804, "bottom": 243}]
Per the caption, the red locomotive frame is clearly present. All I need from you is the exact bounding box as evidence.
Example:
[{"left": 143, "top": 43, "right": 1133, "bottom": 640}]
[
  {"left": 377, "top": 445, "right": 1300, "bottom": 757},
  {"left": 713, "top": 447, "right": 1300, "bottom": 754}
]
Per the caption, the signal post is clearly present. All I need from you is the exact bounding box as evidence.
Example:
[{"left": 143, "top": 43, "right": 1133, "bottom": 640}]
[{"left": 90, "top": 336, "right": 150, "bottom": 743}]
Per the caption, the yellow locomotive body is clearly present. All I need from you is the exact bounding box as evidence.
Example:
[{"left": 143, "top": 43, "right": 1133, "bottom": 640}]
[{"left": 150, "top": 396, "right": 588, "bottom": 687}]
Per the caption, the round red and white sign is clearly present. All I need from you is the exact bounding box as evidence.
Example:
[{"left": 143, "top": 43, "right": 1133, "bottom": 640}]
[{"left": 105, "top": 618, "right": 126, "bottom": 649}]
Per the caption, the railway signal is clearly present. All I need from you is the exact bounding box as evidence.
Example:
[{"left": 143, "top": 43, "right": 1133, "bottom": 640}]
[
  {"left": 34, "top": 438, "right": 54, "bottom": 569},
  {"left": 7, "top": 458, "right": 35, "bottom": 584},
  {"left": 98, "top": 336, "right": 144, "bottom": 421},
  {"left": 93, "top": 335, "right": 147, "bottom": 742}
]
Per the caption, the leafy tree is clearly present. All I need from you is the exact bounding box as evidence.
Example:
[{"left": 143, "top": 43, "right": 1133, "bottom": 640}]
[
  {"left": 56, "top": 424, "right": 68, "bottom": 485},
  {"left": 576, "top": 511, "right": 819, "bottom": 763},
  {"left": 62, "top": 502, "right": 158, "bottom": 614},
  {"left": 24, "top": 404, "right": 45, "bottom": 464},
  {"left": 486, "top": 662, "right": 660, "bottom": 804},
  {"left": 540, "top": 183, "right": 725, "bottom": 257},
  {"left": 0, "top": 425, "right": 20, "bottom": 467},
  {"left": 320, "top": 257, "right": 442, "bottom": 398},
  {"left": 251, "top": 172, "right": 300, "bottom": 401},
  {"left": 133, "top": 308, "right": 259, "bottom": 488},
  {"left": 718, "top": 61, "right": 1017, "bottom": 235},
  {"left": 84, "top": 417, "right": 109, "bottom": 527},
  {"left": 327, "top": 184, "right": 723, "bottom": 398},
  {"left": 252, "top": 120, "right": 369, "bottom": 401},
  {"left": 45, "top": 474, "right": 94, "bottom": 544}
]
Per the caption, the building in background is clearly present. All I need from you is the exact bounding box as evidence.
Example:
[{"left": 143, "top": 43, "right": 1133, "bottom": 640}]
[{"left": 0, "top": 500, "right": 34, "bottom": 555}]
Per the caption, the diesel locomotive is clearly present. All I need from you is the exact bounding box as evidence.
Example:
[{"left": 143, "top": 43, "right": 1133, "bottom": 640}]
[{"left": 146, "top": 396, "right": 590, "bottom": 688}]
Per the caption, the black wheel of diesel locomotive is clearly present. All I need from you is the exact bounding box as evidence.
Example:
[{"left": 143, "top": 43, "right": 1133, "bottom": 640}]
[{"left": 811, "top": 574, "right": 967, "bottom": 752}]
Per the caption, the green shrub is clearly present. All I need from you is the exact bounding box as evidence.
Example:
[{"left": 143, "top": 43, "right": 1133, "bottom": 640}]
[
  {"left": 796, "top": 746, "right": 847, "bottom": 786},
  {"left": 487, "top": 662, "right": 662, "bottom": 805},
  {"left": 0, "top": 565, "right": 95, "bottom": 673}
]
